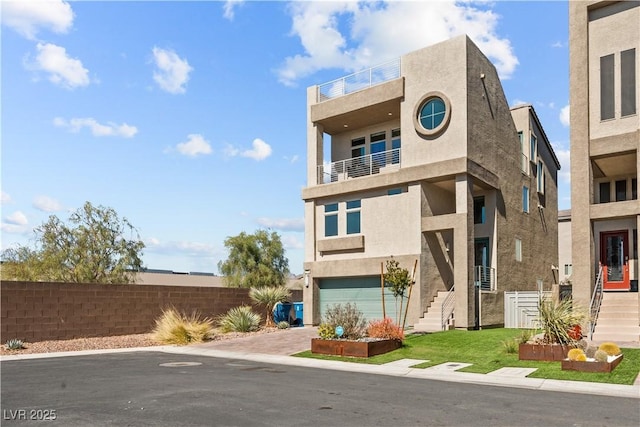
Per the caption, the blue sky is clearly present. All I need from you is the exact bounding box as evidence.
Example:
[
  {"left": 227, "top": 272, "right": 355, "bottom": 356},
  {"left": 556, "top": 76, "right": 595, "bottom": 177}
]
[{"left": 1, "top": 0, "right": 571, "bottom": 275}]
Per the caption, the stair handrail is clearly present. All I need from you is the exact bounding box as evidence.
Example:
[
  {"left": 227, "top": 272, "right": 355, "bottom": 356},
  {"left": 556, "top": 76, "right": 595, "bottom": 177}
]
[
  {"left": 441, "top": 286, "right": 455, "bottom": 331},
  {"left": 588, "top": 264, "right": 604, "bottom": 340}
]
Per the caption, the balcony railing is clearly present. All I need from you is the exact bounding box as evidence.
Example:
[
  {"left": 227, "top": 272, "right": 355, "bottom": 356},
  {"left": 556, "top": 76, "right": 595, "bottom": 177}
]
[
  {"left": 317, "top": 58, "right": 401, "bottom": 102},
  {"left": 475, "top": 266, "right": 496, "bottom": 291},
  {"left": 317, "top": 148, "right": 401, "bottom": 185}
]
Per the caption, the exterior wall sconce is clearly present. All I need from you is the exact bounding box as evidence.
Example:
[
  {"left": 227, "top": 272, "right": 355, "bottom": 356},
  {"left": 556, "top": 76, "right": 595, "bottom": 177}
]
[{"left": 304, "top": 269, "right": 311, "bottom": 288}]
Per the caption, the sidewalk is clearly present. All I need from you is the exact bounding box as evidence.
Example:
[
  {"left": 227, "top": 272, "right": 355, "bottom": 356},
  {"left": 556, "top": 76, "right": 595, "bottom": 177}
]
[{"left": 2, "top": 327, "right": 639, "bottom": 400}]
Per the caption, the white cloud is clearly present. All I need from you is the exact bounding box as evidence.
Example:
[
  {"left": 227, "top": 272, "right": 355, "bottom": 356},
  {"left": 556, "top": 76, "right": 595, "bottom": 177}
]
[
  {"left": 176, "top": 134, "right": 212, "bottom": 157},
  {"left": 281, "top": 234, "right": 304, "bottom": 250},
  {"left": 551, "top": 41, "right": 565, "bottom": 49},
  {"left": 1, "top": 0, "right": 74, "bottom": 40},
  {"left": 33, "top": 195, "right": 63, "bottom": 212},
  {"left": 553, "top": 144, "right": 571, "bottom": 184},
  {"left": 560, "top": 104, "right": 570, "bottom": 127},
  {"left": 4, "top": 211, "right": 28, "bottom": 226},
  {"left": 242, "top": 138, "right": 272, "bottom": 161},
  {"left": 285, "top": 155, "right": 299, "bottom": 164},
  {"left": 152, "top": 47, "right": 192, "bottom": 94},
  {"left": 278, "top": 1, "right": 518, "bottom": 86},
  {"left": 28, "top": 42, "right": 90, "bottom": 89},
  {"left": 144, "top": 238, "right": 217, "bottom": 257},
  {"left": 223, "top": 0, "right": 244, "bottom": 20},
  {"left": 53, "top": 117, "right": 138, "bottom": 138},
  {"left": 1, "top": 191, "right": 12, "bottom": 204},
  {"left": 224, "top": 138, "right": 272, "bottom": 161},
  {"left": 257, "top": 217, "right": 304, "bottom": 232}
]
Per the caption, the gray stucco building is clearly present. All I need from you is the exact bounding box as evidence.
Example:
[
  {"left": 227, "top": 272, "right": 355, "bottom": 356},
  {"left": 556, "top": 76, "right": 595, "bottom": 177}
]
[{"left": 302, "top": 35, "right": 560, "bottom": 330}]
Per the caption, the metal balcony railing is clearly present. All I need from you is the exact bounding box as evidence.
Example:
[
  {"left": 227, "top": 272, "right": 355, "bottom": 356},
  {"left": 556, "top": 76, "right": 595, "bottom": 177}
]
[
  {"left": 441, "top": 286, "right": 455, "bottom": 331},
  {"left": 317, "top": 58, "right": 401, "bottom": 102},
  {"left": 588, "top": 264, "right": 604, "bottom": 340},
  {"left": 317, "top": 148, "right": 401, "bottom": 185},
  {"left": 475, "top": 266, "right": 496, "bottom": 291}
]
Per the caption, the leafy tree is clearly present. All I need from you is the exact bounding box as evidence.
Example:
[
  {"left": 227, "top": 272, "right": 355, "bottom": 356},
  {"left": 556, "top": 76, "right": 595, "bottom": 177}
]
[
  {"left": 1, "top": 202, "right": 144, "bottom": 284},
  {"left": 218, "top": 230, "right": 290, "bottom": 288},
  {"left": 384, "top": 257, "right": 412, "bottom": 326}
]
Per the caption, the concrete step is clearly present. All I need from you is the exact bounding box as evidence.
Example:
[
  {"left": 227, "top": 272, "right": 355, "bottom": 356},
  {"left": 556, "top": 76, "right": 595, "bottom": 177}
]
[
  {"left": 598, "top": 311, "right": 639, "bottom": 318},
  {"left": 602, "top": 292, "right": 639, "bottom": 300},
  {"left": 591, "top": 331, "right": 640, "bottom": 342}
]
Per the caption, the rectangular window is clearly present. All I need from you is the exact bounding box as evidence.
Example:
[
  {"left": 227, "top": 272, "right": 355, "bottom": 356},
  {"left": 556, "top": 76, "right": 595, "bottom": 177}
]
[
  {"left": 530, "top": 133, "right": 537, "bottom": 162},
  {"left": 537, "top": 160, "right": 545, "bottom": 194},
  {"left": 473, "top": 196, "right": 486, "bottom": 224},
  {"left": 600, "top": 54, "right": 615, "bottom": 120},
  {"left": 370, "top": 132, "right": 386, "bottom": 169},
  {"left": 518, "top": 131, "right": 528, "bottom": 175},
  {"left": 634, "top": 229, "right": 638, "bottom": 259},
  {"left": 346, "top": 200, "right": 361, "bottom": 234},
  {"left": 564, "top": 264, "right": 572, "bottom": 276},
  {"left": 388, "top": 188, "right": 402, "bottom": 196},
  {"left": 324, "top": 203, "right": 338, "bottom": 237},
  {"left": 621, "top": 48, "right": 636, "bottom": 117},
  {"left": 616, "top": 180, "right": 627, "bottom": 201},
  {"left": 633, "top": 179, "right": 637, "bottom": 200},
  {"left": 600, "top": 182, "right": 610, "bottom": 203},
  {"left": 522, "top": 186, "right": 529, "bottom": 213},
  {"left": 391, "top": 128, "right": 401, "bottom": 164},
  {"left": 515, "top": 238, "right": 522, "bottom": 262}
]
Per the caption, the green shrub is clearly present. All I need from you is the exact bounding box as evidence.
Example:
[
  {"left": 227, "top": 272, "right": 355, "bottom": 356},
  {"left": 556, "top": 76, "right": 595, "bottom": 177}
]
[
  {"left": 502, "top": 339, "right": 519, "bottom": 354},
  {"left": 536, "top": 297, "right": 585, "bottom": 344},
  {"left": 518, "top": 329, "right": 534, "bottom": 344},
  {"left": 152, "top": 308, "right": 214, "bottom": 345},
  {"left": 277, "top": 321, "right": 290, "bottom": 329},
  {"left": 249, "top": 286, "right": 291, "bottom": 327},
  {"left": 318, "top": 323, "right": 337, "bottom": 339},
  {"left": 594, "top": 349, "right": 609, "bottom": 362},
  {"left": 5, "top": 338, "right": 25, "bottom": 350},
  {"left": 217, "top": 306, "right": 261, "bottom": 333},
  {"left": 322, "top": 303, "right": 366, "bottom": 340}
]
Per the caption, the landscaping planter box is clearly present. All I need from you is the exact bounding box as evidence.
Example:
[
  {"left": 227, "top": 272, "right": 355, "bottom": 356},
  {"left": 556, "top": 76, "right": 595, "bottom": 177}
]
[
  {"left": 561, "top": 354, "right": 624, "bottom": 373},
  {"left": 518, "top": 343, "right": 576, "bottom": 361},
  {"left": 311, "top": 338, "right": 402, "bottom": 358}
]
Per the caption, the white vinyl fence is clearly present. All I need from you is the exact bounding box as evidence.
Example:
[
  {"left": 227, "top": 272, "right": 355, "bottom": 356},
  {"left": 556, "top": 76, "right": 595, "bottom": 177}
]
[{"left": 504, "top": 291, "right": 550, "bottom": 328}]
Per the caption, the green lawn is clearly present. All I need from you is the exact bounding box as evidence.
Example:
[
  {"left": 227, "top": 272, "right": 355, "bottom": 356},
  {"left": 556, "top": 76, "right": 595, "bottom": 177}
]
[{"left": 293, "top": 328, "right": 640, "bottom": 385}]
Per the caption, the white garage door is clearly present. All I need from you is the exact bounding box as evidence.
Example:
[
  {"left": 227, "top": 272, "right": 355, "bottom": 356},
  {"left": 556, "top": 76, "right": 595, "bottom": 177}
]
[{"left": 319, "top": 276, "right": 401, "bottom": 323}]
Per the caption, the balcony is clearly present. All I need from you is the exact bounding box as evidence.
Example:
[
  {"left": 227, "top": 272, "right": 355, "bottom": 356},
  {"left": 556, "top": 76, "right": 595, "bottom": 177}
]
[
  {"left": 475, "top": 266, "right": 496, "bottom": 291},
  {"left": 317, "top": 58, "right": 401, "bottom": 102},
  {"left": 317, "top": 148, "right": 401, "bottom": 185}
]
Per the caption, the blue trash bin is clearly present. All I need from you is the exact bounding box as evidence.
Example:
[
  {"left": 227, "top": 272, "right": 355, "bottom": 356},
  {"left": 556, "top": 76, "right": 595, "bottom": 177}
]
[
  {"left": 292, "top": 302, "right": 303, "bottom": 327},
  {"left": 273, "top": 302, "right": 292, "bottom": 324}
]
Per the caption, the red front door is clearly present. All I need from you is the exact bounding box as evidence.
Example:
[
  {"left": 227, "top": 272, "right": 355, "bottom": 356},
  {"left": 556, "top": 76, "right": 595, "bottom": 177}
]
[{"left": 600, "top": 230, "right": 630, "bottom": 291}]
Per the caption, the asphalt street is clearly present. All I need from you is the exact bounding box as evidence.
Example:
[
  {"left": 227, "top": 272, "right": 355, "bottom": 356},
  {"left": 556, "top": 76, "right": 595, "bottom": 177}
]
[{"left": 2, "top": 351, "right": 639, "bottom": 427}]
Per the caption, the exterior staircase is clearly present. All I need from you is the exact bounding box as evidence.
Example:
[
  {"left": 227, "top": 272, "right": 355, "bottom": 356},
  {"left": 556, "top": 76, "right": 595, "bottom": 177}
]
[
  {"left": 591, "top": 292, "right": 640, "bottom": 343},
  {"left": 413, "top": 291, "right": 453, "bottom": 333}
]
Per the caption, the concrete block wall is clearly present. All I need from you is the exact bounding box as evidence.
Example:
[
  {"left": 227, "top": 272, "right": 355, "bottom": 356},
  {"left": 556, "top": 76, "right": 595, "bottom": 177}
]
[{"left": 1, "top": 281, "right": 302, "bottom": 342}]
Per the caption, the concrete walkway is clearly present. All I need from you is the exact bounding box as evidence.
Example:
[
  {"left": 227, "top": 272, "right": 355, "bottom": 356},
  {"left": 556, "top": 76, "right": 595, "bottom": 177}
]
[{"left": 2, "top": 327, "right": 639, "bottom": 400}]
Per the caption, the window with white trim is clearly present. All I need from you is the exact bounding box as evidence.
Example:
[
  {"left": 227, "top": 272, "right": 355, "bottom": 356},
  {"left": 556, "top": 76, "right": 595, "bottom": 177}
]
[
  {"left": 515, "top": 238, "right": 522, "bottom": 262},
  {"left": 324, "top": 203, "right": 338, "bottom": 237},
  {"left": 537, "top": 160, "right": 545, "bottom": 194},
  {"left": 346, "top": 200, "right": 361, "bottom": 234},
  {"left": 522, "top": 186, "right": 529, "bottom": 213}
]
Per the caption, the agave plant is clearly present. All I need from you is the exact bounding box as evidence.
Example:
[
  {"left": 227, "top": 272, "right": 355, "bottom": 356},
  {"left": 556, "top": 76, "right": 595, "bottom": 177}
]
[
  {"left": 4, "top": 338, "right": 25, "bottom": 350},
  {"left": 249, "top": 286, "right": 291, "bottom": 327},
  {"left": 536, "top": 296, "right": 585, "bottom": 344},
  {"left": 217, "top": 305, "right": 261, "bottom": 333}
]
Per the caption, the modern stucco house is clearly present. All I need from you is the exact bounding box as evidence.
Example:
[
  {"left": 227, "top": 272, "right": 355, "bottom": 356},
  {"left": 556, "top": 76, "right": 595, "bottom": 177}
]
[
  {"left": 568, "top": 1, "right": 639, "bottom": 342},
  {"left": 301, "top": 35, "right": 560, "bottom": 331}
]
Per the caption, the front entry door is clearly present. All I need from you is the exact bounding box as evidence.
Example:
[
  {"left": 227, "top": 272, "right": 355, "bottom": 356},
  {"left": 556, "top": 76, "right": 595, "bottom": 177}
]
[{"left": 601, "top": 231, "right": 630, "bottom": 290}]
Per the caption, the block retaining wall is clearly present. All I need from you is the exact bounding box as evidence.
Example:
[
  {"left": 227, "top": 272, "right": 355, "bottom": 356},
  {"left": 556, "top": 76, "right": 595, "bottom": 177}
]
[{"left": 1, "top": 281, "right": 302, "bottom": 342}]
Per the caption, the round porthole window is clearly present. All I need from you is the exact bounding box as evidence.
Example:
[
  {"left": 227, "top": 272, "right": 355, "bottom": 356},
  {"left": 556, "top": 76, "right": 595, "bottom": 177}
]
[{"left": 413, "top": 92, "right": 451, "bottom": 137}]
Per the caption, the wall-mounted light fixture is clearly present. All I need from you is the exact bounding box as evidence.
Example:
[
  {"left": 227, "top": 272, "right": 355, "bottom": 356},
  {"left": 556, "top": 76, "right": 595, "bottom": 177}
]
[{"left": 304, "top": 269, "right": 311, "bottom": 288}]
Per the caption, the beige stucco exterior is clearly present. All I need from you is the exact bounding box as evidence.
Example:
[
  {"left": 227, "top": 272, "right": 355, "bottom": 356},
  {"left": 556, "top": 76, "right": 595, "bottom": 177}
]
[
  {"left": 569, "top": 1, "right": 640, "bottom": 307},
  {"left": 302, "top": 35, "right": 560, "bottom": 329}
]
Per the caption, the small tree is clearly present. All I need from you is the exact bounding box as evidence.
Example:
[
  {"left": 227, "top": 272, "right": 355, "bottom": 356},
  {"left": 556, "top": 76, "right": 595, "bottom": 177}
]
[
  {"left": 249, "top": 285, "right": 291, "bottom": 327},
  {"left": 1, "top": 202, "right": 144, "bottom": 284},
  {"left": 383, "top": 257, "right": 412, "bottom": 326},
  {"left": 218, "top": 230, "right": 290, "bottom": 288}
]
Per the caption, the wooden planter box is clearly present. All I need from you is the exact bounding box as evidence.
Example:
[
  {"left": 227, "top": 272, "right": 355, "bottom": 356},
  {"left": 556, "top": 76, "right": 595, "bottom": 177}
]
[
  {"left": 518, "top": 343, "right": 576, "bottom": 361},
  {"left": 561, "top": 354, "right": 624, "bottom": 373},
  {"left": 311, "top": 338, "right": 402, "bottom": 358}
]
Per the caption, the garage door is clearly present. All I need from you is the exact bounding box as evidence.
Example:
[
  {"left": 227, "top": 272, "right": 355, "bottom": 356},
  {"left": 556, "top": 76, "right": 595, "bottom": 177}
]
[{"left": 319, "top": 277, "right": 401, "bottom": 323}]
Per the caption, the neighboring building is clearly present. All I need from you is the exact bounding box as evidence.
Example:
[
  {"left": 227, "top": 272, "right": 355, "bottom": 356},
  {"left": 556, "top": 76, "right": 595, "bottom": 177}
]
[
  {"left": 558, "top": 209, "right": 573, "bottom": 283},
  {"left": 301, "top": 35, "right": 560, "bottom": 330},
  {"left": 569, "top": 1, "right": 639, "bottom": 306}
]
